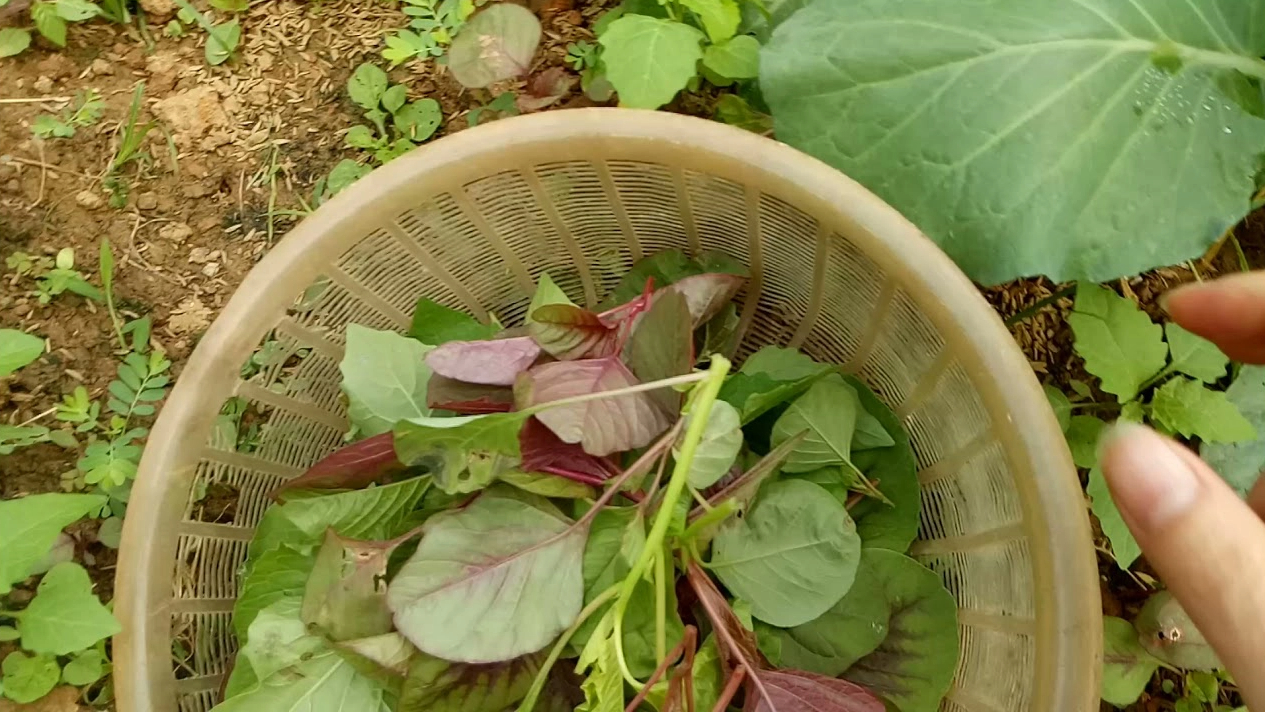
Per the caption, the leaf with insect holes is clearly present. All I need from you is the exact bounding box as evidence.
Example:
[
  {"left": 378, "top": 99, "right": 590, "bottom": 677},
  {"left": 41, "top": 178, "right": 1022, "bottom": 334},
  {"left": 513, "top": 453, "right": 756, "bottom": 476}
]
[
  {"left": 0, "top": 329, "right": 44, "bottom": 378},
  {"left": 1203, "top": 365, "right": 1265, "bottom": 496},
  {"left": 325, "top": 159, "right": 371, "bottom": 198},
  {"left": 675, "top": 399, "right": 742, "bottom": 489},
  {"left": 528, "top": 272, "right": 576, "bottom": 325},
  {"left": 0, "top": 28, "right": 32, "bottom": 57},
  {"left": 751, "top": 669, "right": 886, "bottom": 712},
  {"left": 275, "top": 432, "right": 405, "bottom": 495},
  {"left": 1068, "top": 285, "right": 1167, "bottom": 402},
  {"left": 516, "top": 356, "right": 674, "bottom": 456},
  {"left": 1150, "top": 376, "right": 1256, "bottom": 444},
  {"left": 719, "top": 346, "right": 836, "bottom": 423},
  {"left": 349, "top": 63, "right": 389, "bottom": 111},
  {"left": 426, "top": 336, "right": 542, "bottom": 387},
  {"left": 1164, "top": 323, "right": 1228, "bottom": 383},
  {"left": 388, "top": 488, "right": 586, "bottom": 662},
  {"left": 427, "top": 375, "right": 514, "bottom": 414},
  {"left": 346, "top": 125, "right": 381, "bottom": 150},
  {"left": 711, "top": 479, "right": 861, "bottom": 627},
  {"left": 1065, "top": 415, "right": 1106, "bottom": 470},
  {"left": 0, "top": 492, "right": 105, "bottom": 594},
  {"left": 398, "top": 649, "right": 544, "bottom": 711},
  {"left": 678, "top": 0, "right": 739, "bottom": 42},
  {"left": 600, "top": 15, "right": 705, "bottom": 109},
  {"left": 625, "top": 289, "right": 693, "bottom": 415},
  {"left": 518, "top": 416, "right": 613, "bottom": 483},
  {"left": 1, "top": 651, "right": 60, "bottom": 704},
  {"left": 1135, "top": 591, "right": 1221, "bottom": 671},
  {"left": 409, "top": 297, "right": 499, "bottom": 345},
  {"left": 1088, "top": 466, "right": 1140, "bottom": 570},
  {"left": 529, "top": 304, "right": 622, "bottom": 360},
  {"left": 393, "top": 411, "right": 528, "bottom": 492},
  {"left": 341, "top": 324, "right": 434, "bottom": 437},
  {"left": 18, "top": 563, "right": 121, "bottom": 655},
  {"left": 393, "top": 99, "right": 442, "bottom": 142},
  {"left": 302, "top": 530, "right": 397, "bottom": 642},
  {"left": 1098, "top": 614, "right": 1158, "bottom": 708},
  {"left": 448, "top": 3, "right": 541, "bottom": 88},
  {"left": 703, "top": 34, "right": 759, "bottom": 79}
]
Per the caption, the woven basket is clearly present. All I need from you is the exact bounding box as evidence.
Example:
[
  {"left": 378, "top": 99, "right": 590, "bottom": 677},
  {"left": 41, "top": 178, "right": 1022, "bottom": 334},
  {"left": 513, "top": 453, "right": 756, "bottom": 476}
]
[{"left": 114, "top": 109, "right": 1100, "bottom": 712}]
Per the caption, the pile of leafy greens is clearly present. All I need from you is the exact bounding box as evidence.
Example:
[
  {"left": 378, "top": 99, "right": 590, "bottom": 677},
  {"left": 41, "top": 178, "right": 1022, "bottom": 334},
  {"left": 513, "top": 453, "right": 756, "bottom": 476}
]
[{"left": 213, "top": 250, "right": 959, "bottom": 712}]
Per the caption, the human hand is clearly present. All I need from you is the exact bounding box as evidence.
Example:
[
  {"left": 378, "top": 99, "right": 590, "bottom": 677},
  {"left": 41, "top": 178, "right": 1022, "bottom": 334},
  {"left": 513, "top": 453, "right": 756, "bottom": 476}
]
[{"left": 1100, "top": 272, "right": 1265, "bottom": 709}]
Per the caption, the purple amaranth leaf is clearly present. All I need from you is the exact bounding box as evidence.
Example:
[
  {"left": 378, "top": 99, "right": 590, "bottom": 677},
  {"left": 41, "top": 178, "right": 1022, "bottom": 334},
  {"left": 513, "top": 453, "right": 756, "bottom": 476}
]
[
  {"left": 515, "top": 356, "right": 673, "bottom": 456},
  {"left": 749, "top": 670, "right": 886, "bottom": 712},
  {"left": 528, "top": 304, "right": 622, "bottom": 361},
  {"left": 273, "top": 432, "right": 404, "bottom": 497},
  {"left": 427, "top": 374, "right": 514, "bottom": 414},
  {"left": 519, "top": 417, "right": 614, "bottom": 483},
  {"left": 425, "top": 335, "right": 541, "bottom": 386}
]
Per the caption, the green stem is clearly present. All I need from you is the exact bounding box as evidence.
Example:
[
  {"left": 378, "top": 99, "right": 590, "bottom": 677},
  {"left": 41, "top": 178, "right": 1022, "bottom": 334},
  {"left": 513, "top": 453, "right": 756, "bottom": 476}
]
[
  {"left": 679, "top": 498, "right": 737, "bottom": 545},
  {"left": 654, "top": 549, "right": 667, "bottom": 665},
  {"left": 1069, "top": 401, "right": 1117, "bottom": 412},
  {"left": 613, "top": 356, "right": 731, "bottom": 688},
  {"left": 1231, "top": 233, "right": 1250, "bottom": 273},
  {"left": 1137, "top": 365, "right": 1175, "bottom": 395},
  {"left": 513, "top": 583, "right": 621, "bottom": 712},
  {"left": 1003, "top": 284, "right": 1076, "bottom": 326}
]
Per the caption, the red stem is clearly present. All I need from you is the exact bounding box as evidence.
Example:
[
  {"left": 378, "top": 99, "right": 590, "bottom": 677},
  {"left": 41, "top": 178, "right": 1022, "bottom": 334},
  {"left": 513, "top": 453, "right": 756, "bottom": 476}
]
[
  {"left": 710, "top": 666, "right": 747, "bottom": 712},
  {"left": 623, "top": 626, "right": 696, "bottom": 712},
  {"left": 540, "top": 466, "right": 607, "bottom": 486},
  {"left": 685, "top": 563, "right": 771, "bottom": 706}
]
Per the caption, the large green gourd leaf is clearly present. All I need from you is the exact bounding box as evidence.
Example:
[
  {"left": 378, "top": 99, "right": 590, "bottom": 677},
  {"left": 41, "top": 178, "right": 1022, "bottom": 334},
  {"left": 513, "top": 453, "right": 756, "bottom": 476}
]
[{"left": 761, "top": 0, "right": 1265, "bottom": 284}]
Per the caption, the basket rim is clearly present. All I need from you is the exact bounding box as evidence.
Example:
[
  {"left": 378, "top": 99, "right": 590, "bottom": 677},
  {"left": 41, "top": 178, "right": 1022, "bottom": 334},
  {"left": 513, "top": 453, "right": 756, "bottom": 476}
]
[{"left": 114, "top": 107, "right": 1100, "bottom": 712}]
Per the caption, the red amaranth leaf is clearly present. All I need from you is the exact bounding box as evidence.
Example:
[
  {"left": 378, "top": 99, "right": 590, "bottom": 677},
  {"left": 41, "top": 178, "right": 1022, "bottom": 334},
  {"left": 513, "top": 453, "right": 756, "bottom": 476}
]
[
  {"left": 274, "top": 432, "right": 404, "bottom": 496},
  {"left": 427, "top": 375, "right": 514, "bottom": 414},
  {"left": 749, "top": 670, "right": 885, "bottom": 712},
  {"left": 519, "top": 417, "right": 613, "bottom": 483},
  {"left": 426, "top": 335, "right": 542, "bottom": 386},
  {"left": 515, "top": 356, "right": 672, "bottom": 456},
  {"left": 528, "top": 304, "right": 622, "bottom": 360},
  {"left": 667, "top": 272, "right": 746, "bottom": 326}
]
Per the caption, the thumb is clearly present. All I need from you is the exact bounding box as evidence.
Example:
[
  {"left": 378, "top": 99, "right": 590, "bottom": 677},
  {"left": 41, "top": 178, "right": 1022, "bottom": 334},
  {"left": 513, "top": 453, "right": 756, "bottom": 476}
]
[{"left": 1101, "top": 423, "right": 1265, "bottom": 708}]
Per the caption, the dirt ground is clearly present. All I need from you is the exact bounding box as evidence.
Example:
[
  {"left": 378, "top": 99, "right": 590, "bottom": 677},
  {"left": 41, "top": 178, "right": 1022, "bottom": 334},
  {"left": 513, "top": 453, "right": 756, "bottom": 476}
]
[{"left": 2, "top": 1, "right": 1264, "bottom": 709}]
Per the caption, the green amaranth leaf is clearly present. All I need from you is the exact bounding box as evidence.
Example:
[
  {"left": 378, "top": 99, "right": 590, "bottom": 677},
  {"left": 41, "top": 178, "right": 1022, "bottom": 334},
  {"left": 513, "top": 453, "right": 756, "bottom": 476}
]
[
  {"left": 1135, "top": 591, "right": 1221, "bottom": 671},
  {"left": 249, "top": 477, "right": 430, "bottom": 557},
  {"left": 1044, "top": 385, "right": 1072, "bottom": 432},
  {"left": 448, "top": 4, "right": 541, "bottom": 88},
  {"left": 348, "top": 63, "right": 389, "bottom": 111},
  {"left": 0, "top": 492, "right": 105, "bottom": 594},
  {"left": 624, "top": 289, "right": 693, "bottom": 415},
  {"left": 301, "top": 531, "right": 396, "bottom": 642},
  {"left": 582, "top": 507, "right": 646, "bottom": 601},
  {"left": 844, "top": 376, "right": 919, "bottom": 551},
  {"left": 679, "top": 0, "right": 739, "bottom": 42},
  {"left": 527, "top": 272, "right": 576, "bottom": 325},
  {"left": 499, "top": 471, "right": 594, "bottom": 499},
  {"left": 1069, "top": 285, "right": 1167, "bottom": 402},
  {"left": 711, "top": 479, "right": 861, "bottom": 627},
  {"left": 17, "top": 562, "right": 120, "bottom": 656},
  {"left": 0, "top": 329, "right": 44, "bottom": 377},
  {"left": 1, "top": 651, "right": 59, "bottom": 704},
  {"left": 601, "top": 250, "right": 702, "bottom": 308},
  {"left": 234, "top": 546, "right": 315, "bottom": 642},
  {"left": 703, "top": 34, "right": 759, "bottom": 80},
  {"left": 394, "top": 412, "right": 528, "bottom": 493},
  {"left": 771, "top": 374, "right": 866, "bottom": 473},
  {"left": 1102, "top": 616, "right": 1159, "bottom": 707},
  {"left": 674, "top": 398, "right": 742, "bottom": 489},
  {"left": 210, "top": 648, "right": 391, "bottom": 712},
  {"left": 1202, "top": 365, "right": 1265, "bottom": 495},
  {"left": 599, "top": 15, "right": 705, "bottom": 109},
  {"left": 1066, "top": 415, "right": 1107, "bottom": 469},
  {"left": 243, "top": 599, "right": 326, "bottom": 682},
  {"left": 1164, "top": 323, "right": 1228, "bottom": 383},
  {"left": 1088, "top": 466, "right": 1141, "bottom": 570},
  {"left": 718, "top": 346, "right": 835, "bottom": 422},
  {"left": 333, "top": 632, "right": 413, "bottom": 692},
  {"left": 756, "top": 554, "right": 889, "bottom": 676},
  {"left": 409, "top": 298, "right": 499, "bottom": 345},
  {"left": 397, "top": 650, "right": 543, "bottom": 712},
  {"left": 388, "top": 488, "right": 586, "bottom": 662},
  {"left": 1150, "top": 376, "right": 1256, "bottom": 444},
  {"left": 340, "top": 324, "right": 434, "bottom": 437},
  {"left": 577, "top": 631, "right": 623, "bottom": 712},
  {"left": 761, "top": 0, "right": 1265, "bottom": 285},
  {"left": 840, "top": 550, "right": 959, "bottom": 712}
]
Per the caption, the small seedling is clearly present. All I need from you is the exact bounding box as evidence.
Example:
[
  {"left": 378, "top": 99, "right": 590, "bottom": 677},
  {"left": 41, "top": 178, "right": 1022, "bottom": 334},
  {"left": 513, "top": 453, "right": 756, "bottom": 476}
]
[
  {"left": 103, "top": 83, "right": 157, "bottom": 208},
  {"left": 382, "top": 0, "right": 479, "bottom": 65},
  {"left": 466, "top": 91, "right": 518, "bottom": 127},
  {"left": 565, "top": 40, "right": 596, "bottom": 71},
  {"left": 35, "top": 248, "right": 103, "bottom": 305},
  {"left": 31, "top": 89, "right": 105, "bottom": 140},
  {"left": 171, "top": 0, "right": 241, "bottom": 65},
  {"left": 99, "top": 239, "right": 125, "bottom": 349}
]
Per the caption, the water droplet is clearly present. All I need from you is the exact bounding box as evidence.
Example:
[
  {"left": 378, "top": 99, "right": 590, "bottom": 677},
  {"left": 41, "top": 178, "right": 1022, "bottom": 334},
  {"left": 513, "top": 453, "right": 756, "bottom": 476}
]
[{"left": 1224, "top": 127, "right": 1233, "bottom": 134}]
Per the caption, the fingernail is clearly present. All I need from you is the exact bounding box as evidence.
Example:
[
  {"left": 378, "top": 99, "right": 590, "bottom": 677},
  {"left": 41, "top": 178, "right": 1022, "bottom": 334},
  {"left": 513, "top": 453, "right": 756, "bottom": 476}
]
[{"left": 1099, "top": 422, "right": 1201, "bottom": 531}]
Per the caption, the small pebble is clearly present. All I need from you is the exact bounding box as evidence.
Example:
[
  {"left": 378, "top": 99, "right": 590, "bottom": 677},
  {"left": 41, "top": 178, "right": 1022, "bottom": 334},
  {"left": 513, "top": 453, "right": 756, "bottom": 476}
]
[
  {"left": 3, "top": 179, "right": 20, "bottom": 194},
  {"left": 136, "top": 192, "right": 159, "bottom": 211},
  {"left": 75, "top": 189, "right": 104, "bottom": 209},
  {"left": 202, "top": 262, "right": 221, "bottom": 278},
  {"left": 33, "top": 75, "right": 54, "bottom": 93}
]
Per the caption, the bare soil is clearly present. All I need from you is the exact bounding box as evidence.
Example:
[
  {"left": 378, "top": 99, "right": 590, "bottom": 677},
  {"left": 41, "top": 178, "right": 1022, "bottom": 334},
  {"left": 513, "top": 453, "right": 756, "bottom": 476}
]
[{"left": 2, "top": 2, "right": 1263, "bottom": 709}]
